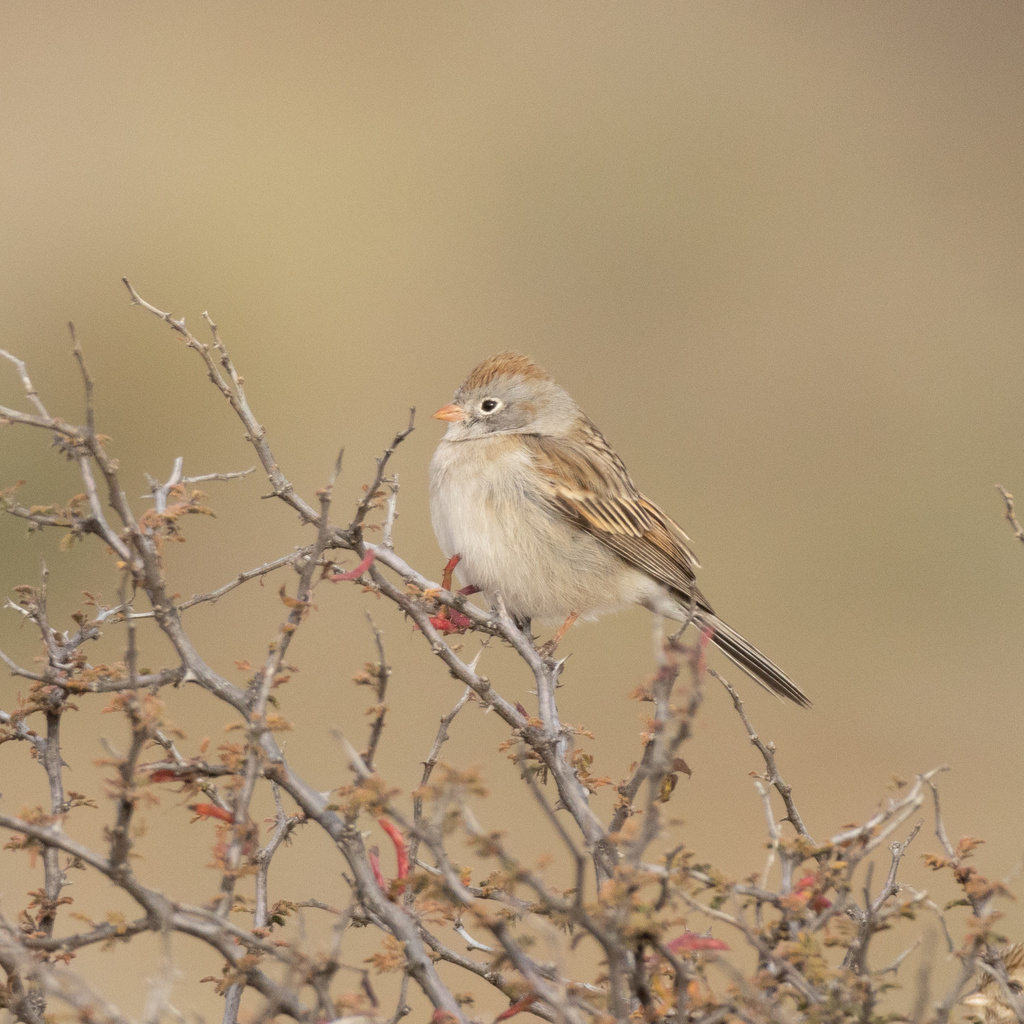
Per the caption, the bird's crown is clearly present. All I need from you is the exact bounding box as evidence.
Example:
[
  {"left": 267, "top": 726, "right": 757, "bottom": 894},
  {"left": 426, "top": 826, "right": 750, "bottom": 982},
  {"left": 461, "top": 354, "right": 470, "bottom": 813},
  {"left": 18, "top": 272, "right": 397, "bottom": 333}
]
[{"left": 462, "top": 352, "right": 551, "bottom": 391}]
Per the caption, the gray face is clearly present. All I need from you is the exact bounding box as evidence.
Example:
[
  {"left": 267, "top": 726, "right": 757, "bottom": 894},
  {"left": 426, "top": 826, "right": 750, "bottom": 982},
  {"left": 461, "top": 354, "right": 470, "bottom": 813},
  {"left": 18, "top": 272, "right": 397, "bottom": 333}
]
[{"left": 446, "top": 375, "right": 579, "bottom": 441}]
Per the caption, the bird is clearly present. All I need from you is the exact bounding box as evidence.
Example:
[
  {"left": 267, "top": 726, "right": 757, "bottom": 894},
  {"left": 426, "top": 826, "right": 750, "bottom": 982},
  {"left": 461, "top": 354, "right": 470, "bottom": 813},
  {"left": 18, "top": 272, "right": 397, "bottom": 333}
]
[{"left": 429, "top": 352, "right": 809, "bottom": 708}]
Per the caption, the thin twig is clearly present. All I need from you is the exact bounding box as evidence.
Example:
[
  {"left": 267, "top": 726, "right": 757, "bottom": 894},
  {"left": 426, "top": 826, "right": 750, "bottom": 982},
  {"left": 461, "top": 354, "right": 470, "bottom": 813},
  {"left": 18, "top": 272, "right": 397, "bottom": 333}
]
[
  {"left": 349, "top": 408, "right": 415, "bottom": 537},
  {"left": 0, "top": 347, "right": 50, "bottom": 417},
  {"left": 996, "top": 485, "right": 1024, "bottom": 546},
  {"left": 714, "top": 670, "right": 813, "bottom": 843},
  {"left": 361, "top": 612, "right": 392, "bottom": 771}
]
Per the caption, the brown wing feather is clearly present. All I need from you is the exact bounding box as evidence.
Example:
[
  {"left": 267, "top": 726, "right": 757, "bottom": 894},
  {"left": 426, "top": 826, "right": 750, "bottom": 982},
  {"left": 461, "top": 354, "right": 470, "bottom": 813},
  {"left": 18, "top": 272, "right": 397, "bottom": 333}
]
[
  {"left": 524, "top": 427, "right": 708, "bottom": 608},
  {"left": 522, "top": 428, "right": 811, "bottom": 707}
]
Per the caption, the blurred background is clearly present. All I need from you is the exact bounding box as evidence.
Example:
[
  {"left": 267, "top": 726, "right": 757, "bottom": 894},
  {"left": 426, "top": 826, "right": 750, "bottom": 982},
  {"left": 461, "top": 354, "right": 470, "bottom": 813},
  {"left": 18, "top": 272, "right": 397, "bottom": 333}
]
[{"left": 2, "top": 3, "right": 1024, "bottom": 1019}]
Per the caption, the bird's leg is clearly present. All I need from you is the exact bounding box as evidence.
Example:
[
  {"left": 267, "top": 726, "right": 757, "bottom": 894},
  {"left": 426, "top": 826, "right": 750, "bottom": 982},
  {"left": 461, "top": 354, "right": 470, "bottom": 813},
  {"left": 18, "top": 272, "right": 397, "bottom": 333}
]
[
  {"left": 551, "top": 611, "right": 579, "bottom": 645},
  {"left": 668, "top": 584, "right": 698, "bottom": 642},
  {"left": 440, "top": 554, "right": 461, "bottom": 593},
  {"left": 539, "top": 611, "right": 579, "bottom": 657}
]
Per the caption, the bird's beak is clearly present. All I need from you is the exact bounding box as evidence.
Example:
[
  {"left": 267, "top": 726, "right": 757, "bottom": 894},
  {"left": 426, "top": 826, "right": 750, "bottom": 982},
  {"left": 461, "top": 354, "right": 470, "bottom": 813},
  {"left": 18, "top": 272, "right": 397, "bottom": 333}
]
[{"left": 432, "top": 403, "right": 466, "bottom": 422}]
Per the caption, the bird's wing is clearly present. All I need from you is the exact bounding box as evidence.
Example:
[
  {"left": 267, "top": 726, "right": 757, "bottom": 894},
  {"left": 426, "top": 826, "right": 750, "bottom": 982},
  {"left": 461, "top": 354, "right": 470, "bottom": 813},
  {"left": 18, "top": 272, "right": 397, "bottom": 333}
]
[
  {"left": 524, "top": 426, "right": 707, "bottom": 605},
  {"left": 525, "top": 428, "right": 812, "bottom": 708}
]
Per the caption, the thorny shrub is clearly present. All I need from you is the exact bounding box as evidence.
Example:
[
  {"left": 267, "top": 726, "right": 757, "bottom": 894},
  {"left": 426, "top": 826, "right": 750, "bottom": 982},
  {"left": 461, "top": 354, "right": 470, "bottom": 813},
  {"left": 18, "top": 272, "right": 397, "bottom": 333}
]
[{"left": 0, "top": 284, "right": 1020, "bottom": 1024}]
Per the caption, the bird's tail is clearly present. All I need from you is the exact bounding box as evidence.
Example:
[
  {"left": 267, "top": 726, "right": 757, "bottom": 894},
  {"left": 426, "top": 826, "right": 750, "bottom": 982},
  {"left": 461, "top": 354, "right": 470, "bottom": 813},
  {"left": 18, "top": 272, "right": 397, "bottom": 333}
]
[{"left": 695, "top": 613, "right": 811, "bottom": 708}]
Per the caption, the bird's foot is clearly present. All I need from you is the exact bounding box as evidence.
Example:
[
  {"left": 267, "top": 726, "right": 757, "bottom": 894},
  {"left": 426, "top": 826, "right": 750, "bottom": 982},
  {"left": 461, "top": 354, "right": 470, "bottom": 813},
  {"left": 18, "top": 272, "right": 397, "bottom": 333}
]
[
  {"left": 421, "top": 554, "right": 480, "bottom": 635},
  {"left": 427, "top": 610, "right": 472, "bottom": 635}
]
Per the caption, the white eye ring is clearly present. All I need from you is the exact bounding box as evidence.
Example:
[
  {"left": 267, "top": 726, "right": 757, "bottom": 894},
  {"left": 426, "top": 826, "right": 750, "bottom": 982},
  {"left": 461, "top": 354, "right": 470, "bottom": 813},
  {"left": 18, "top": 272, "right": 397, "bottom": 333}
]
[{"left": 479, "top": 398, "right": 501, "bottom": 414}]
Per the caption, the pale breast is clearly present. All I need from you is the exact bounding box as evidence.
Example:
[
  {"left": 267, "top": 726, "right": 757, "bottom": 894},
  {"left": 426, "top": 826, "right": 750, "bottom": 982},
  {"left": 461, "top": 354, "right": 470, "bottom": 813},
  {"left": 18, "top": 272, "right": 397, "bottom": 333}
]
[{"left": 429, "top": 435, "right": 652, "bottom": 621}]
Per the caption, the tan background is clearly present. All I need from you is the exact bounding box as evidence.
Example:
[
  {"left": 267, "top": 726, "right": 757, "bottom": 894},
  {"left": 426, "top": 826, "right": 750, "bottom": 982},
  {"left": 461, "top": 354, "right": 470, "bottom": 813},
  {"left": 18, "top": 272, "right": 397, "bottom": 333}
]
[{"left": 2, "top": 3, "right": 1024, "bottom": 1019}]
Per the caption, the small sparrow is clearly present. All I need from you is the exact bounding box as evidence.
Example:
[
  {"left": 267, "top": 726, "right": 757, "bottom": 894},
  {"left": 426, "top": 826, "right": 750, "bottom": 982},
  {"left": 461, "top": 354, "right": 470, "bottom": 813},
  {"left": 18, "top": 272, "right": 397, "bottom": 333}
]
[{"left": 429, "top": 353, "right": 809, "bottom": 707}]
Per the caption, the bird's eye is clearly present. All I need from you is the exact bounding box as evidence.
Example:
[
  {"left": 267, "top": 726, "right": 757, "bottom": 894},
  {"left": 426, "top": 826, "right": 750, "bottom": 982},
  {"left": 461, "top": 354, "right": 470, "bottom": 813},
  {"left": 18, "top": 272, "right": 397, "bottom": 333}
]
[{"left": 479, "top": 398, "right": 500, "bottom": 414}]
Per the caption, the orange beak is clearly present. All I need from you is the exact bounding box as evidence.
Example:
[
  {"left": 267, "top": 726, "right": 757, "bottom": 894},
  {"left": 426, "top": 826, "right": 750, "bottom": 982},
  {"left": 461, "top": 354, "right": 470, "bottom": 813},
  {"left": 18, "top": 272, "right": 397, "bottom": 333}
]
[{"left": 432, "top": 403, "right": 466, "bottom": 422}]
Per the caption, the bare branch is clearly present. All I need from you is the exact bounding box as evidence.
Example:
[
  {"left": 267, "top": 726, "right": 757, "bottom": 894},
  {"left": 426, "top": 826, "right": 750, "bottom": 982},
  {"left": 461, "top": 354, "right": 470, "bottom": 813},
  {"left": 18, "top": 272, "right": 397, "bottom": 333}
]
[
  {"left": 349, "top": 408, "right": 415, "bottom": 538},
  {"left": 68, "top": 322, "right": 94, "bottom": 435},
  {"left": 996, "top": 485, "right": 1024, "bottom": 546},
  {"left": 124, "top": 279, "right": 321, "bottom": 524},
  {"left": 0, "top": 347, "right": 50, "bottom": 417},
  {"left": 714, "top": 670, "right": 813, "bottom": 843},
  {"left": 361, "top": 612, "right": 392, "bottom": 772}
]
